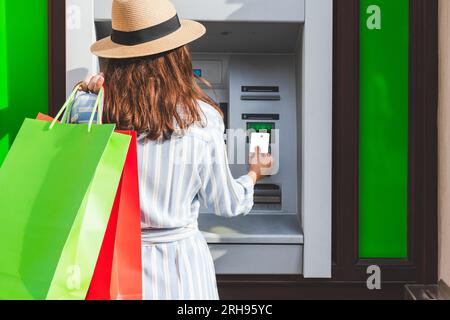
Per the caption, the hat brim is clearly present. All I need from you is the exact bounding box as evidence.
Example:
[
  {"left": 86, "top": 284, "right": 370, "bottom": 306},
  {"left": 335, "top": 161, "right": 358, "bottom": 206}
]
[{"left": 90, "top": 20, "right": 205, "bottom": 59}]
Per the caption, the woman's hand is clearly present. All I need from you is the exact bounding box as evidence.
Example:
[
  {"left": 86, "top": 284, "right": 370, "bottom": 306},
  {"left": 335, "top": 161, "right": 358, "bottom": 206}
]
[
  {"left": 247, "top": 147, "right": 273, "bottom": 185},
  {"left": 77, "top": 73, "right": 105, "bottom": 93}
]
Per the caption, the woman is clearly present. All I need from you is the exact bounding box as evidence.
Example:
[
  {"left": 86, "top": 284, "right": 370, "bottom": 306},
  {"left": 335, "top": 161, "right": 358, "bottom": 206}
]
[{"left": 74, "top": 0, "right": 272, "bottom": 300}]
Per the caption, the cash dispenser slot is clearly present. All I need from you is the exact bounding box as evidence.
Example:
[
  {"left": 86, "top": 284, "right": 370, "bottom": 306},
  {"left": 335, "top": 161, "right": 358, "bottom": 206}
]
[
  {"left": 242, "top": 86, "right": 279, "bottom": 93},
  {"left": 254, "top": 184, "right": 281, "bottom": 204},
  {"left": 253, "top": 184, "right": 281, "bottom": 211},
  {"left": 241, "top": 86, "right": 281, "bottom": 100},
  {"left": 241, "top": 95, "right": 281, "bottom": 101},
  {"left": 242, "top": 114, "right": 280, "bottom": 121}
]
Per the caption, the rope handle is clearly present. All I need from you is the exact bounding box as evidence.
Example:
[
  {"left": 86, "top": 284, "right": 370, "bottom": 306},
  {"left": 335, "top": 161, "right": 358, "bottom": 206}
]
[{"left": 50, "top": 86, "right": 105, "bottom": 132}]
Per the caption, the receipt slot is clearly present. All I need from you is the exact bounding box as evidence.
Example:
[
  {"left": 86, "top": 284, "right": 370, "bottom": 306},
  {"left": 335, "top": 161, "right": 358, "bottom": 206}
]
[{"left": 67, "top": 0, "right": 333, "bottom": 278}]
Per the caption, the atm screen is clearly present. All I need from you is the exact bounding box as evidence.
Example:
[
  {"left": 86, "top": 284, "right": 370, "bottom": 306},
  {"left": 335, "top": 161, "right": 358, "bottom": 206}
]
[
  {"left": 246, "top": 122, "right": 275, "bottom": 143},
  {"left": 247, "top": 122, "right": 275, "bottom": 133}
]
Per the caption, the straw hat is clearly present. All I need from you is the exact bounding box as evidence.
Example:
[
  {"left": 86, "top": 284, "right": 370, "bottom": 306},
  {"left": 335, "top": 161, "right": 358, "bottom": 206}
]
[{"left": 91, "top": 0, "right": 206, "bottom": 58}]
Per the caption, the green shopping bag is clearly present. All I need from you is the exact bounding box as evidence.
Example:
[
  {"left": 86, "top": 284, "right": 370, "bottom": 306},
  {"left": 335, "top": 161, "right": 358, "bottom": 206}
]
[{"left": 0, "top": 87, "right": 131, "bottom": 300}]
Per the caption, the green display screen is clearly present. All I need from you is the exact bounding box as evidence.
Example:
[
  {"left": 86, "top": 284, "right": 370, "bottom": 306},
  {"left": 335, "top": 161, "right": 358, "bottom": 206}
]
[
  {"left": 359, "top": 0, "right": 409, "bottom": 258},
  {"left": 246, "top": 122, "right": 275, "bottom": 132}
]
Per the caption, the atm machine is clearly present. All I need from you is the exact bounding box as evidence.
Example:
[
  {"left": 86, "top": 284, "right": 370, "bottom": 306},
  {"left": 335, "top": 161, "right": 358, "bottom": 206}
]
[{"left": 66, "top": 0, "right": 333, "bottom": 278}]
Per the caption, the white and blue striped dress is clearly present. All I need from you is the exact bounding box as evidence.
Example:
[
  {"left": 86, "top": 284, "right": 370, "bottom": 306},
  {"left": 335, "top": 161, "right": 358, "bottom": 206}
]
[{"left": 70, "top": 93, "right": 255, "bottom": 300}]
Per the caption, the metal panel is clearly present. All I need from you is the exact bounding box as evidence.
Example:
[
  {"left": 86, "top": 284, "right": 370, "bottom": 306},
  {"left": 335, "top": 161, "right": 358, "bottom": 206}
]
[
  {"left": 209, "top": 244, "right": 303, "bottom": 274},
  {"left": 199, "top": 214, "right": 303, "bottom": 244},
  {"left": 189, "top": 22, "right": 302, "bottom": 54},
  {"left": 228, "top": 55, "right": 298, "bottom": 216},
  {"left": 301, "top": 0, "right": 333, "bottom": 278},
  {"left": 94, "top": 0, "right": 305, "bottom": 22}
]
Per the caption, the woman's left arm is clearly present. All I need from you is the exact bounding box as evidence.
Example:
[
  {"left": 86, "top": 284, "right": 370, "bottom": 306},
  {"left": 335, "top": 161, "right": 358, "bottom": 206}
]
[{"left": 76, "top": 73, "right": 104, "bottom": 93}]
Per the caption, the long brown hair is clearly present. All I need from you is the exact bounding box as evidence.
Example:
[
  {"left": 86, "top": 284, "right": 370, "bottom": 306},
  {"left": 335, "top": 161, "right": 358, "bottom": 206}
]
[{"left": 102, "top": 46, "right": 221, "bottom": 140}]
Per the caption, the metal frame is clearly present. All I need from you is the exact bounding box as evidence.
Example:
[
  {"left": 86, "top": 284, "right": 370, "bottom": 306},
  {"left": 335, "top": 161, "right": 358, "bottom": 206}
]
[{"left": 48, "top": 0, "right": 66, "bottom": 116}]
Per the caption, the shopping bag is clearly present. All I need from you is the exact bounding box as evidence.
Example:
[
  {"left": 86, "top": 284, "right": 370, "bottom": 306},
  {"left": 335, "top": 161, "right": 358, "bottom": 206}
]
[
  {"left": 45, "top": 130, "right": 130, "bottom": 300},
  {"left": 37, "top": 106, "right": 120, "bottom": 300},
  {"left": 38, "top": 98, "right": 142, "bottom": 300},
  {"left": 0, "top": 87, "right": 130, "bottom": 300},
  {"left": 85, "top": 186, "right": 120, "bottom": 300},
  {"left": 45, "top": 89, "right": 131, "bottom": 300},
  {"left": 87, "top": 131, "right": 142, "bottom": 300},
  {"left": 110, "top": 130, "right": 142, "bottom": 300}
]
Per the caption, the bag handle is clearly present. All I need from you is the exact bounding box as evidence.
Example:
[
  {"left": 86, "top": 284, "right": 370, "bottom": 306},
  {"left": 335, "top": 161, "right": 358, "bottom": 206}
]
[
  {"left": 88, "top": 88, "right": 104, "bottom": 131},
  {"left": 49, "top": 86, "right": 105, "bottom": 132}
]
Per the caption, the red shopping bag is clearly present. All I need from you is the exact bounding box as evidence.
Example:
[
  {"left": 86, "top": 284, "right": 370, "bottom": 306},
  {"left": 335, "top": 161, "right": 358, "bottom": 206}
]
[
  {"left": 108, "top": 131, "right": 142, "bottom": 300},
  {"left": 37, "top": 114, "right": 143, "bottom": 300},
  {"left": 87, "top": 130, "right": 142, "bottom": 300}
]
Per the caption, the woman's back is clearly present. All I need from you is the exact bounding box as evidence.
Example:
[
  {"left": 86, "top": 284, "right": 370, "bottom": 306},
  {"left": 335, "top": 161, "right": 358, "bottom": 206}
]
[
  {"left": 70, "top": 94, "right": 255, "bottom": 231},
  {"left": 79, "top": 0, "right": 271, "bottom": 299}
]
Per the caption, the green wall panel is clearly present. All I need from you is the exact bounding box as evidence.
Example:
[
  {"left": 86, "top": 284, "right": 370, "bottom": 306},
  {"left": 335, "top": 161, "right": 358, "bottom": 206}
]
[
  {"left": 0, "top": 0, "right": 8, "bottom": 164},
  {"left": 0, "top": 0, "right": 6, "bottom": 110},
  {"left": 0, "top": 0, "right": 48, "bottom": 166},
  {"left": 359, "top": 0, "right": 409, "bottom": 258}
]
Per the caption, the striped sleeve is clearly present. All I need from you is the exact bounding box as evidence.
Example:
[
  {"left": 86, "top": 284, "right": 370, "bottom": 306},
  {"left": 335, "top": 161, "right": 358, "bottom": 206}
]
[{"left": 199, "top": 119, "right": 255, "bottom": 217}]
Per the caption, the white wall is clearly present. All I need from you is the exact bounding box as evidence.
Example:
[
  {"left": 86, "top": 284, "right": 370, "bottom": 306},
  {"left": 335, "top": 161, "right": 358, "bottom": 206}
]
[
  {"left": 66, "top": 0, "right": 98, "bottom": 96},
  {"left": 438, "top": 0, "right": 450, "bottom": 287},
  {"left": 95, "top": 0, "right": 305, "bottom": 22}
]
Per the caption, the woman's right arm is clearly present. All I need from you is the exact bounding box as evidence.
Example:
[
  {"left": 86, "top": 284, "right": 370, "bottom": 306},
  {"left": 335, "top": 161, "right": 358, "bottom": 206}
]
[
  {"left": 247, "top": 146, "right": 272, "bottom": 185},
  {"left": 199, "top": 122, "right": 273, "bottom": 218}
]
